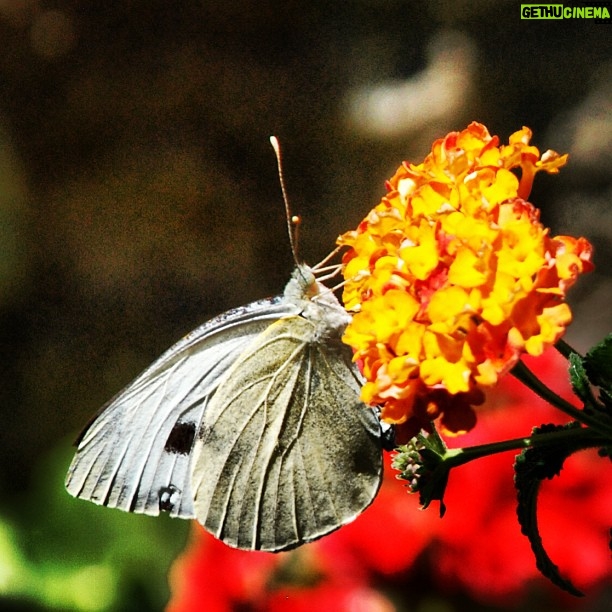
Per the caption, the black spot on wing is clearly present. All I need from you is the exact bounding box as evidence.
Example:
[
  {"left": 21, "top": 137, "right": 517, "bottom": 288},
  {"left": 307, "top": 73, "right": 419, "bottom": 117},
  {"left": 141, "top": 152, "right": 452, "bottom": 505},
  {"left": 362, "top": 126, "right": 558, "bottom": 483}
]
[{"left": 164, "top": 421, "right": 196, "bottom": 455}]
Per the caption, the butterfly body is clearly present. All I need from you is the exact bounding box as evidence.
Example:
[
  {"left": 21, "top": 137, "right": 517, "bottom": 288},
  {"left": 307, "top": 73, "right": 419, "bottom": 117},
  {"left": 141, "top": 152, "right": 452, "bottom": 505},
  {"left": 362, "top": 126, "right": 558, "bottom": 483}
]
[{"left": 66, "top": 265, "right": 383, "bottom": 551}]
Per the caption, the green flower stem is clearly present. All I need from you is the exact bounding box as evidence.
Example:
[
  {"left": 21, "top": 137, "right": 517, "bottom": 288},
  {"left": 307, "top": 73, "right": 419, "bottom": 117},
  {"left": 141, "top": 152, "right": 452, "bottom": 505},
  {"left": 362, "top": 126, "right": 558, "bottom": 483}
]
[
  {"left": 510, "top": 360, "right": 605, "bottom": 431},
  {"left": 511, "top": 359, "right": 582, "bottom": 419},
  {"left": 555, "top": 338, "right": 580, "bottom": 360},
  {"left": 439, "top": 424, "right": 607, "bottom": 471}
]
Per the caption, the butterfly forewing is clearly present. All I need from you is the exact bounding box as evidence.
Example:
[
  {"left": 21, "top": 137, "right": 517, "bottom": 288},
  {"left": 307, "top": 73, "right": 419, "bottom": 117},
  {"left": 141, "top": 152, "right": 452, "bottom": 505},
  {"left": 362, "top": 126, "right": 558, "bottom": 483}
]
[
  {"left": 65, "top": 297, "right": 298, "bottom": 519},
  {"left": 191, "top": 315, "right": 383, "bottom": 552}
]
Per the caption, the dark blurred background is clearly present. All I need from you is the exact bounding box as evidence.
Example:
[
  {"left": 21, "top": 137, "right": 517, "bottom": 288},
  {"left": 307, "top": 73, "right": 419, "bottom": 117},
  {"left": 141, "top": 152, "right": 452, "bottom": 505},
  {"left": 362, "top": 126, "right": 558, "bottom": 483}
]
[{"left": 0, "top": 1, "right": 610, "bottom": 610}]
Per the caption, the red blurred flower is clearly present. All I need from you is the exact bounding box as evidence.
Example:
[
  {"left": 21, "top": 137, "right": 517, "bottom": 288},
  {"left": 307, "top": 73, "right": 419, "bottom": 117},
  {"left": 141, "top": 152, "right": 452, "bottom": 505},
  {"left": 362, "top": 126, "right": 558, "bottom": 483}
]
[
  {"left": 167, "top": 533, "right": 280, "bottom": 612},
  {"left": 167, "top": 522, "right": 396, "bottom": 612},
  {"left": 422, "top": 349, "right": 612, "bottom": 604},
  {"left": 167, "top": 350, "right": 612, "bottom": 610}
]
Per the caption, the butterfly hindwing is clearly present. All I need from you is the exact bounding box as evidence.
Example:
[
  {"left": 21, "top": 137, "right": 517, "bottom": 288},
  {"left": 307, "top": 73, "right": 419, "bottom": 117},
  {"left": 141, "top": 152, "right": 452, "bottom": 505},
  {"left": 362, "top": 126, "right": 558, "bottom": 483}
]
[
  {"left": 65, "top": 297, "right": 298, "bottom": 519},
  {"left": 191, "top": 315, "right": 383, "bottom": 552}
]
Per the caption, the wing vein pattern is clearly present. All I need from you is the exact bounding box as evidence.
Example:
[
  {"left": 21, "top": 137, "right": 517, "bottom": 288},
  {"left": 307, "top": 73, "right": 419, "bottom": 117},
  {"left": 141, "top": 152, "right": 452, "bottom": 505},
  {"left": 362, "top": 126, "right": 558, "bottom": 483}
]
[
  {"left": 65, "top": 298, "right": 295, "bottom": 519},
  {"left": 192, "top": 315, "right": 383, "bottom": 551}
]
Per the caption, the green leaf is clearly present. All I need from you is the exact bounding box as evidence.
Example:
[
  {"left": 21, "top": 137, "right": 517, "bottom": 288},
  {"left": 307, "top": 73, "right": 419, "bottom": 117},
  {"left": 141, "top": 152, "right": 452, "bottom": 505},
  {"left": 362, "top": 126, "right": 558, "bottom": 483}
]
[
  {"left": 582, "top": 335, "right": 612, "bottom": 414},
  {"left": 417, "top": 461, "right": 450, "bottom": 517},
  {"left": 584, "top": 333, "right": 612, "bottom": 389},
  {"left": 514, "top": 422, "right": 584, "bottom": 597},
  {"left": 568, "top": 352, "right": 592, "bottom": 405}
]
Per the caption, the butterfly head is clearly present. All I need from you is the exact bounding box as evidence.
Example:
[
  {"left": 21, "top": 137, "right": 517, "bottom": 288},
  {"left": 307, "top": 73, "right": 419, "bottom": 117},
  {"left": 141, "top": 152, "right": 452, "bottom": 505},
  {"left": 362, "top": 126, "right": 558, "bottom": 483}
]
[{"left": 284, "top": 264, "right": 351, "bottom": 339}]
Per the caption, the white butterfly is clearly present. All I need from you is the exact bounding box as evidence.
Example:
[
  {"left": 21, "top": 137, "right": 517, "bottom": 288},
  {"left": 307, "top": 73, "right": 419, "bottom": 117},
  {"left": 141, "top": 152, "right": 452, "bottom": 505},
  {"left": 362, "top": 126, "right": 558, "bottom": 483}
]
[{"left": 65, "top": 264, "right": 385, "bottom": 551}]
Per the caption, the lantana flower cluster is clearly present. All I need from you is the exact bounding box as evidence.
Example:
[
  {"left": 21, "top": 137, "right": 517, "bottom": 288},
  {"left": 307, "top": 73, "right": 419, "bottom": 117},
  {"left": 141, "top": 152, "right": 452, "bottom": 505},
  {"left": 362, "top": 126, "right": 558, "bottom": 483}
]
[{"left": 339, "top": 122, "right": 593, "bottom": 435}]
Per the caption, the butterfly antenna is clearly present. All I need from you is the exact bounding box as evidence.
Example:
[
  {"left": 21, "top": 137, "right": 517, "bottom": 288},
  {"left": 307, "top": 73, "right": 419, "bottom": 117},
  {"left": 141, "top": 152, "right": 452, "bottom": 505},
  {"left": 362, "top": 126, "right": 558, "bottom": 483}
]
[{"left": 270, "top": 136, "right": 301, "bottom": 267}]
